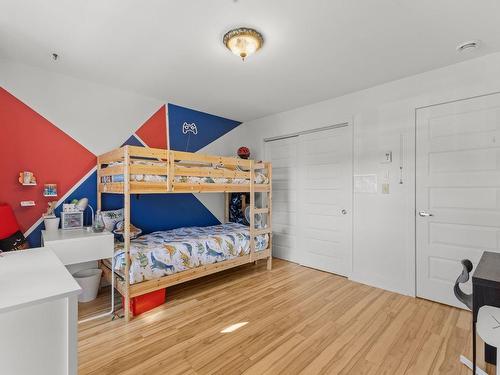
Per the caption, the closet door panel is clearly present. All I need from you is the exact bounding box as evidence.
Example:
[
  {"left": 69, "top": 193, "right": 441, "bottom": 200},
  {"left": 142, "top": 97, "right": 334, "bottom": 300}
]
[
  {"left": 297, "top": 126, "right": 353, "bottom": 276},
  {"left": 265, "top": 137, "right": 299, "bottom": 262}
]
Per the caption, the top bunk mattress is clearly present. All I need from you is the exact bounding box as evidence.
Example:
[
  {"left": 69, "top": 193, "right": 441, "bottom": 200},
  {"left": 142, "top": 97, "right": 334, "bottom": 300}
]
[{"left": 111, "top": 222, "right": 269, "bottom": 284}]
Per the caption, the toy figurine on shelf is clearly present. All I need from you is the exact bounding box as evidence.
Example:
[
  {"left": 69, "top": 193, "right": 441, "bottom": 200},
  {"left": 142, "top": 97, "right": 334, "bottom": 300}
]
[
  {"left": 43, "top": 201, "right": 60, "bottom": 232},
  {"left": 18, "top": 171, "right": 37, "bottom": 186},
  {"left": 44, "top": 201, "right": 57, "bottom": 217}
]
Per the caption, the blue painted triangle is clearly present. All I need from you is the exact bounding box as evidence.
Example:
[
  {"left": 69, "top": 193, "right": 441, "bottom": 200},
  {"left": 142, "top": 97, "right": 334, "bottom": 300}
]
[
  {"left": 122, "top": 134, "right": 144, "bottom": 147},
  {"left": 168, "top": 103, "right": 241, "bottom": 152}
]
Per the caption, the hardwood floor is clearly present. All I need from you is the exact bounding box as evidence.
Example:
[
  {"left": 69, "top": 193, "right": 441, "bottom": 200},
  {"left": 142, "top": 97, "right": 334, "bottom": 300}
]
[{"left": 79, "top": 259, "right": 484, "bottom": 375}]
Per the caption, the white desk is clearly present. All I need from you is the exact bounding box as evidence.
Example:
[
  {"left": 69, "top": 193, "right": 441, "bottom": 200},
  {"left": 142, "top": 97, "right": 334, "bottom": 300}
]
[
  {"left": 0, "top": 248, "right": 81, "bottom": 375},
  {"left": 42, "top": 228, "right": 114, "bottom": 266},
  {"left": 42, "top": 228, "right": 115, "bottom": 322}
]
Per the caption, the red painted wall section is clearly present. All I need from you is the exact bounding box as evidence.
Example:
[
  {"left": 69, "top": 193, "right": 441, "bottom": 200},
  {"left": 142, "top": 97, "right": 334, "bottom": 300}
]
[
  {"left": 0, "top": 87, "right": 96, "bottom": 233},
  {"left": 135, "top": 105, "right": 168, "bottom": 149}
]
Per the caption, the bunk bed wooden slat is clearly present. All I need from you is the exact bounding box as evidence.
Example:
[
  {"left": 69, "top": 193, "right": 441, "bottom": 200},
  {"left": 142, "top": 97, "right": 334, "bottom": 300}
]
[
  {"left": 99, "top": 183, "right": 125, "bottom": 193},
  {"left": 128, "top": 145, "right": 168, "bottom": 159},
  {"left": 174, "top": 165, "right": 251, "bottom": 179},
  {"left": 172, "top": 150, "right": 252, "bottom": 168},
  {"left": 172, "top": 183, "right": 255, "bottom": 193},
  {"left": 98, "top": 165, "right": 124, "bottom": 177},
  {"left": 130, "top": 182, "right": 169, "bottom": 193},
  {"left": 98, "top": 148, "right": 124, "bottom": 164},
  {"left": 130, "top": 165, "right": 168, "bottom": 175}
]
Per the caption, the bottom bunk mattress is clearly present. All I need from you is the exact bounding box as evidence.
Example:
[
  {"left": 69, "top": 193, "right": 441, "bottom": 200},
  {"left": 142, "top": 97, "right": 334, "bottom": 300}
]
[{"left": 110, "top": 223, "right": 269, "bottom": 284}]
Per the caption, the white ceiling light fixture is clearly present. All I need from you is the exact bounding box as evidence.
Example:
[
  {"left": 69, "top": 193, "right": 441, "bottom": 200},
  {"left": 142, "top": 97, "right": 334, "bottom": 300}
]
[
  {"left": 223, "top": 27, "right": 264, "bottom": 61},
  {"left": 456, "top": 40, "right": 480, "bottom": 53}
]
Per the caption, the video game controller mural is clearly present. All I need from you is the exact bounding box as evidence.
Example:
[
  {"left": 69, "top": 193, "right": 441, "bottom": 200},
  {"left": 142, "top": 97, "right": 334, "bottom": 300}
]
[
  {"left": 168, "top": 103, "right": 241, "bottom": 152},
  {"left": 182, "top": 122, "right": 198, "bottom": 135},
  {"left": 1, "top": 88, "right": 241, "bottom": 247}
]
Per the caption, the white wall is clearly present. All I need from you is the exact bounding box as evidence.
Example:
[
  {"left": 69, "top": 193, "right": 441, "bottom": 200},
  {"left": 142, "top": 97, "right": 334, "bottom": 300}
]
[
  {"left": 0, "top": 58, "right": 163, "bottom": 156},
  {"left": 212, "top": 52, "right": 500, "bottom": 296}
]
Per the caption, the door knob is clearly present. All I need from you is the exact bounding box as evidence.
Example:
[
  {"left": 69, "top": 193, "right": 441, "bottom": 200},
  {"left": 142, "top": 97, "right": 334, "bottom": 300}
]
[
  {"left": 418, "top": 211, "right": 434, "bottom": 217},
  {"left": 341, "top": 209, "right": 347, "bottom": 215}
]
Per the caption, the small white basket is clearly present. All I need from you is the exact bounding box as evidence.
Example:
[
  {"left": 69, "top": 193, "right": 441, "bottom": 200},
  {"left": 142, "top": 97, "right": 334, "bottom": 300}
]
[
  {"left": 43, "top": 216, "right": 60, "bottom": 232},
  {"left": 73, "top": 268, "right": 102, "bottom": 303}
]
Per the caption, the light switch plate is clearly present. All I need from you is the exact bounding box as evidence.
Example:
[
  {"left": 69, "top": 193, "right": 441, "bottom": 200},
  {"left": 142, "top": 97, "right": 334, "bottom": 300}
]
[{"left": 381, "top": 151, "right": 392, "bottom": 164}]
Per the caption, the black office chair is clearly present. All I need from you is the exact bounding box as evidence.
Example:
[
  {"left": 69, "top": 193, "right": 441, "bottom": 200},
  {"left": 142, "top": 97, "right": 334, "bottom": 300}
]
[
  {"left": 454, "top": 259, "right": 490, "bottom": 375},
  {"left": 454, "top": 259, "right": 473, "bottom": 310}
]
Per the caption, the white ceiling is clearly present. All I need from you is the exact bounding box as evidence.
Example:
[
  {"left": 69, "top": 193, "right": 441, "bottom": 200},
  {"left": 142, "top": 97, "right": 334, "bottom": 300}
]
[{"left": 1, "top": 0, "right": 500, "bottom": 122}]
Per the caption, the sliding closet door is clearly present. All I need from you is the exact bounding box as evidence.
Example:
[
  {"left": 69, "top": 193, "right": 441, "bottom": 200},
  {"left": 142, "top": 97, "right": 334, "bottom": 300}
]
[
  {"left": 297, "top": 126, "right": 353, "bottom": 276},
  {"left": 265, "top": 137, "right": 299, "bottom": 262},
  {"left": 265, "top": 125, "right": 353, "bottom": 276}
]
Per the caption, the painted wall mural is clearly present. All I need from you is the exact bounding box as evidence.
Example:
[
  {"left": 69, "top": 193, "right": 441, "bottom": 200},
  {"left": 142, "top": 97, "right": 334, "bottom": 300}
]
[
  {"left": 0, "top": 87, "right": 96, "bottom": 243},
  {"left": 0, "top": 88, "right": 242, "bottom": 247},
  {"left": 168, "top": 103, "right": 240, "bottom": 152}
]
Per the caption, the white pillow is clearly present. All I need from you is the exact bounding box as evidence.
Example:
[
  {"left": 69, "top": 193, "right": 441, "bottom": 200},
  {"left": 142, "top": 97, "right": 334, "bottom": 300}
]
[{"left": 101, "top": 208, "right": 124, "bottom": 232}]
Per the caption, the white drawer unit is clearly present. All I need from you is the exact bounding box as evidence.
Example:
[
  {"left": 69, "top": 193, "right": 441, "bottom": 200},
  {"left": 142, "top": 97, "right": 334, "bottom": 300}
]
[
  {"left": 42, "top": 228, "right": 114, "bottom": 266},
  {"left": 0, "top": 248, "right": 81, "bottom": 375}
]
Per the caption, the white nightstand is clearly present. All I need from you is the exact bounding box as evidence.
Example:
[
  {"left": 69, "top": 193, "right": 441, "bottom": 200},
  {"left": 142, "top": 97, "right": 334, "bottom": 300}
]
[{"left": 41, "top": 228, "right": 115, "bottom": 322}]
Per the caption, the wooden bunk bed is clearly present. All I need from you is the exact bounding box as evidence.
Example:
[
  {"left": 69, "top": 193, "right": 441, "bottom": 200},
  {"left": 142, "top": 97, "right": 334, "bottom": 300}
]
[{"left": 97, "top": 145, "right": 272, "bottom": 321}]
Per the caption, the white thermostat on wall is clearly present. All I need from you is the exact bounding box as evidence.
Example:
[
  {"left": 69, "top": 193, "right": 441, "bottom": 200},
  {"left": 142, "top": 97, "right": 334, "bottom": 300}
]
[{"left": 381, "top": 151, "right": 392, "bottom": 164}]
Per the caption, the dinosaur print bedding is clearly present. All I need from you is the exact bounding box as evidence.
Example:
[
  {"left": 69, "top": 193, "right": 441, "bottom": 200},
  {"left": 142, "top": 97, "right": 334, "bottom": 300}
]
[{"left": 111, "top": 223, "right": 269, "bottom": 284}]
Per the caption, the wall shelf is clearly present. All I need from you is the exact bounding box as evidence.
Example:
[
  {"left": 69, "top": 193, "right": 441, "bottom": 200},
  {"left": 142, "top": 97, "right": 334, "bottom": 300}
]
[{"left": 20, "top": 201, "right": 36, "bottom": 207}]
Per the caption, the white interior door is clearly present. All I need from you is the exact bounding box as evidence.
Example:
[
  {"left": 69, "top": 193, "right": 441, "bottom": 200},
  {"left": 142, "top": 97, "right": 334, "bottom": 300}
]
[
  {"left": 297, "top": 126, "right": 353, "bottom": 276},
  {"left": 265, "top": 137, "right": 299, "bottom": 262},
  {"left": 416, "top": 92, "right": 500, "bottom": 307}
]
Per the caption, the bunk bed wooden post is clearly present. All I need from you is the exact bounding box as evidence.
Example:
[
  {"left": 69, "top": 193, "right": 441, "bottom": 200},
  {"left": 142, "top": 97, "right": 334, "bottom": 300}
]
[
  {"left": 123, "top": 145, "right": 132, "bottom": 322},
  {"left": 224, "top": 193, "right": 230, "bottom": 223},
  {"left": 167, "top": 150, "right": 174, "bottom": 191},
  {"left": 266, "top": 162, "right": 273, "bottom": 271},
  {"left": 97, "top": 156, "right": 102, "bottom": 211},
  {"left": 249, "top": 160, "right": 256, "bottom": 261}
]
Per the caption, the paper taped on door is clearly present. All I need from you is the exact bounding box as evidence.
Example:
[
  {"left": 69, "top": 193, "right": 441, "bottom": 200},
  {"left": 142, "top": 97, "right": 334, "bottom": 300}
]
[{"left": 354, "top": 174, "right": 377, "bottom": 193}]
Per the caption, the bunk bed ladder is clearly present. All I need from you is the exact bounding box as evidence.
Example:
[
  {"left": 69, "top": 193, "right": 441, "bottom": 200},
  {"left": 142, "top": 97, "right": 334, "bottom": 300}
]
[{"left": 249, "top": 161, "right": 273, "bottom": 270}]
